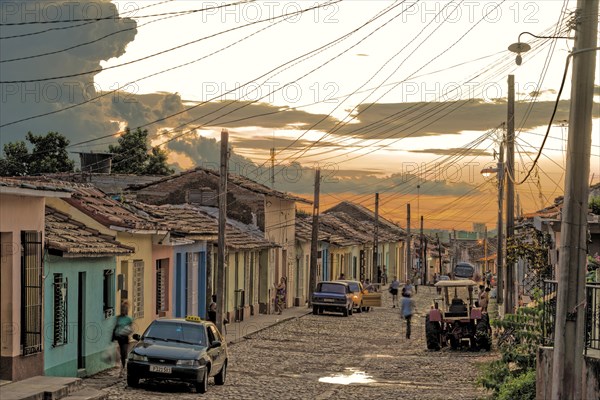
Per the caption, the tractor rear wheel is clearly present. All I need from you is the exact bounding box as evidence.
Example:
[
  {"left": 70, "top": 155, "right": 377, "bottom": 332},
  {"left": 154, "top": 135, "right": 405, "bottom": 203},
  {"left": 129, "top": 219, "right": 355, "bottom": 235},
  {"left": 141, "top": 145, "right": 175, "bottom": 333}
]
[{"left": 425, "top": 315, "right": 441, "bottom": 351}]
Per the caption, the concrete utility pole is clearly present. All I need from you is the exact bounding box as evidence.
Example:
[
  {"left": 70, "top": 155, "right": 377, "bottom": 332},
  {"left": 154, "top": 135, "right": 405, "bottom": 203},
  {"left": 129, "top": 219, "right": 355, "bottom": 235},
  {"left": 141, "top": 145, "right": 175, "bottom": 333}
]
[
  {"left": 216, "top": 129, "right": 229, "bottom": 334},
  {"left": 308, "top": 168, "right": 321, "bottom": 306},
  {"left": 551, "top": 1, "right": 599, "bottom": 398},
  {"left": 420, "top": 216, "right": 424, "bottom": 284},
  {"left": 270, "top": 147, "right": 275, "bottom": 188},
  {"left": 437, "top": 233, "right": 442, "bottom": 275},
  {"left": 373, "top": 193, "right": 379, "bottom": 283},
  {"left": 505, "top": 74, "right": 516, "bottom": 314},
  {"left": 496, "top": 140, "right": 505, "bottom": 306},
  {"left": 406, "top": 204, "right": 411, "bottom": 280},
  {"left": 452, "top": 229, "right": 457, "bottom": 278},
  {"left": 484, "top": 226, "right": 488, "bottom": 273}
]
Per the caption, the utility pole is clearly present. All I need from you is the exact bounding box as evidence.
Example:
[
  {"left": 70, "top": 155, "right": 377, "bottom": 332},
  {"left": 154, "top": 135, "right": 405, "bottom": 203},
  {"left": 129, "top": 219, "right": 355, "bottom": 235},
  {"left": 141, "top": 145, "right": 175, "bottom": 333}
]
[
  {"left": 373, "top": 193, "right": 379, "bottom": 284},
  {"left": 496, "top": 140, "right": 505, "bottom": 306},
  {"left": 270, "top": 148, "right": 275, "bottom": 188},
  {"left": 420, "top": 216, "right": 424, "bottom": 285},
  {"left": 216, "top": 129, "right": 229, "bottom": 334},
  {"left": 437, "top": 233, "right": 442, "bottom": 275},
  {"left": 308, "top": 168, "right": 321, "bottom": 306},
  {"left": 505, "top": 74, "right": 516, "bottom": 314},
  {"left": 452, "top": 229, "right": 457, "bottom": 278},
  {"left": 551, "top": 1, "right": 598, "bottom": 398},
  {"left": 406, "top": 204, "right": 411, "bottom": 281},
  {"left": 484, "top": 226, "right": 488, "bottom": 274}
]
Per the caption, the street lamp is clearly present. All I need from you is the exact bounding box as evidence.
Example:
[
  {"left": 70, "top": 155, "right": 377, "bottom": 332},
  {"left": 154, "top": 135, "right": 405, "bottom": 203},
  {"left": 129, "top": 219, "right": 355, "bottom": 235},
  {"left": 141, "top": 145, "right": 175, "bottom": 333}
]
[{"left": 508, "top": 32, "right": 572, "bottom": 65}]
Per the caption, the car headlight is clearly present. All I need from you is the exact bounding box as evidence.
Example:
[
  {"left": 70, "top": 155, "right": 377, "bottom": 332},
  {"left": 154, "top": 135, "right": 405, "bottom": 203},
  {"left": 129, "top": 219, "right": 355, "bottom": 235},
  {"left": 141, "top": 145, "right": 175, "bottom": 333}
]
[
  {"left": 176, "top": 359, "right": 200, "bottom": 367},
  {"left": 129, "top": 353, "right": 147, "bottom": 362},
  {"left": 353, "top": 295, "right": 358, "bottom": 301}
]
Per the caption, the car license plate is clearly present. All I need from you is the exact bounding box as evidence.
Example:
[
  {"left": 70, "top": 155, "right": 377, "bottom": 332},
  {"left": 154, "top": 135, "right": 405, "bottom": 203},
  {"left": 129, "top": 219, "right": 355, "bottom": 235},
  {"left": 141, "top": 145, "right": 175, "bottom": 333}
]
[
  {"left": 324, "top": 298, "right": 335, "bottom": 302},
  {"left": 150, "top": 365, "right": 172, "bottom": 374}
]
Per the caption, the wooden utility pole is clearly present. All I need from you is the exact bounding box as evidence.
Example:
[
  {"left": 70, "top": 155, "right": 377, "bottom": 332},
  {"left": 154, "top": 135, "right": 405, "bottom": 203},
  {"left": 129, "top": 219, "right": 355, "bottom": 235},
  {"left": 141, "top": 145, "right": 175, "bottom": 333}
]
[
  {"left": 452, "top": 229, "right": 457, "bottom": 278},
  {"left": 308, "top": 168, "right": 321, "bottom": 306},
  {"left": 505, "top": 74, "right": 516, "bottom": 314},
  {"left": 406, "top": 204, "right": 411, "bottom": 281},
  {"left": 216, "top": 129, "right": 229, "bottom": 334},
  {"left": 270, "top": 147, "right": 275, "bottom": 188},
  {"left": 551, "top": 0, "right": 598, "bottom": 397},
  {"left": 373, "top": 193, "right": 379, "bottom": 283}
]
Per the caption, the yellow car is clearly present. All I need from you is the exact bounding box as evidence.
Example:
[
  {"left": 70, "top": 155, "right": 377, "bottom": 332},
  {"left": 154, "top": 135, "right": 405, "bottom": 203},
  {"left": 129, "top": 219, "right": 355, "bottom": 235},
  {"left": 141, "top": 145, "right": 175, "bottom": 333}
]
[{"left": 335, "top": 280, "right": 367, "bottom": 313}]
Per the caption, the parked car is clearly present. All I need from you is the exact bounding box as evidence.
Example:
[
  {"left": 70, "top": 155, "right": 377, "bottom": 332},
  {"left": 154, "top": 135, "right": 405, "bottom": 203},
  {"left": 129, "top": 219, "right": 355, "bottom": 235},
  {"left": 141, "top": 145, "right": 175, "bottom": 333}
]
[
  {"left": 127, "top": 316, "right": 228, "bottom": 393},
  {"left": 312, "top": 281, "right": 354, "bottom": 317},
  {"left": 335, "top": 279, "right": 367, "bottom": 312}
]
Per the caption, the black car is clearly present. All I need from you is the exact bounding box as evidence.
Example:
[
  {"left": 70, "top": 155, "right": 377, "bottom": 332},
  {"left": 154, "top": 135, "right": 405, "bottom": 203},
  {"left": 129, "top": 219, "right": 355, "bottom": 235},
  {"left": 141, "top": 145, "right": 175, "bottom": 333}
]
[
  {"left": 311, "top": 281, "right": 354, "bottom": 317},
  {"left": 127, "top": 316, "right": 228, "bottom": 393}
]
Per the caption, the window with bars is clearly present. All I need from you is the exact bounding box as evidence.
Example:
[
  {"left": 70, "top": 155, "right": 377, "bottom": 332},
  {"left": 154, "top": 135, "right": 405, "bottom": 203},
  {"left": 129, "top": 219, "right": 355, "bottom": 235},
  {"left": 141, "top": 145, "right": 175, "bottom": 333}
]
[
  {"left": 53, "top": 274, "right": 68, "bottom": 346},
  {"left": 103, "top": 269, "right": 115, "bottom": 318},
  {"left": 21, "top": 231, "right": 43, "bottom": 355},
  {"left": 156, "top": 259, "right": 169, "bottom": 314},
  {"left": 132, "top": 261, "right": 144, "bottom": 319}
]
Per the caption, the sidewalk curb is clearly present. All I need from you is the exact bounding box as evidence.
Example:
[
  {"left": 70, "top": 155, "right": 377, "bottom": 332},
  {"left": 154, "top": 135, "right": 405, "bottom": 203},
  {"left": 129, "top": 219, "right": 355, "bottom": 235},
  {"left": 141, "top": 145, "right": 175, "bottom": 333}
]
[{"left": 227, "top": 311, "right": 312, "bottom": 346}]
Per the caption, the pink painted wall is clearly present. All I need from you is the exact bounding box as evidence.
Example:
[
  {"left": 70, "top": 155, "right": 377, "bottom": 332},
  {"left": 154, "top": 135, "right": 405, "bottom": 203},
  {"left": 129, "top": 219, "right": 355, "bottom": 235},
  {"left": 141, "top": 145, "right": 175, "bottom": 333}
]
[{"left": 0, "top": 194, "right": 45, "bottom": 358}]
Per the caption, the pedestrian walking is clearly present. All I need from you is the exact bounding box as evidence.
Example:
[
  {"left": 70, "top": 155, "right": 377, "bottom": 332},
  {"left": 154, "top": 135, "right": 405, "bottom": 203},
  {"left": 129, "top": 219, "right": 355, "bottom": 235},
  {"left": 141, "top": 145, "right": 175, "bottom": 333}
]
[
  {"left": 486, "top": 271, "right": 492, "bottom": 288},
  {"left": 400, "top": 292, "right": 416, "bottom": 339},
  {"left": 275, "top": 277, "right": 286, "bottom": 315},
  {"left": 113, "top": 301, "right": 133, "bottom": 377},
  {"left": 389, "top": 276, "right": 400, "bottom": 308},
  {"left": 338, "top": 272, "right": 345, "bottom": 280},
  {"left": 402, "top": 280, "right": 413, "bottom": 297}
]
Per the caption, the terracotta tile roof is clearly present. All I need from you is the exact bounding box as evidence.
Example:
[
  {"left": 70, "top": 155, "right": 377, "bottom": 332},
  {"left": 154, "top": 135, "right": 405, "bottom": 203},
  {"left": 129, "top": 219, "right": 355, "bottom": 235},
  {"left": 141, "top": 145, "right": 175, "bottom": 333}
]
[
  {"left": 45, "top": 206, "right": 134, "bottom": 258},
  {"left": 0, "top": 177, "right": 73, "bottom": 195},
  {"left": 13, "top": 177, "right": 159, "bottom": 231},
  {"left": 128, "top": 202, "right": 276, "bottom": 250},
  {"left": 127, "top": 167, "right": 312, "bottom": 204},
  {"left": 324, "top": 201, "right": 406, "bottom": 235}
]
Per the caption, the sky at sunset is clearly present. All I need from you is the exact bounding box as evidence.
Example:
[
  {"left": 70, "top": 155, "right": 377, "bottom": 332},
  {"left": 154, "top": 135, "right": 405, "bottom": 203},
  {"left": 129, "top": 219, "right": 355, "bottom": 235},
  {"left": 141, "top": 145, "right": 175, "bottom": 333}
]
[{"left": 1, "top": 0, "right": 599, "bottom": 230}]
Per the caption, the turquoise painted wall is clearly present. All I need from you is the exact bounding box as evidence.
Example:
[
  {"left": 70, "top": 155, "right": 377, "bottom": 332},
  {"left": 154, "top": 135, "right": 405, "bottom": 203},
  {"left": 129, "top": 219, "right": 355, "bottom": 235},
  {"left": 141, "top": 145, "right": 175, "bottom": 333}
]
[{"left": 44, "top": 255, "right": 117, "bottom": 377}]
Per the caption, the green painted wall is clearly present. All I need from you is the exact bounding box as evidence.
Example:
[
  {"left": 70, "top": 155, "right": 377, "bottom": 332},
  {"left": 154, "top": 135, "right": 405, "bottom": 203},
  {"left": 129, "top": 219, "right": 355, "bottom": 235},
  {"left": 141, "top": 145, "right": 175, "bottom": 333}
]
[{"left": 44, "top": 255, "right": 118, "bottom": 377}]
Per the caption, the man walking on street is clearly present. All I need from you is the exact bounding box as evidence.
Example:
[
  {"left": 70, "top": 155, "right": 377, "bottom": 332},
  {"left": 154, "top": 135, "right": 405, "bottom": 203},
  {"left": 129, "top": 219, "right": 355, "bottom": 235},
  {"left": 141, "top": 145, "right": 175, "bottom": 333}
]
[
  {"left": 401, "top": 292, "right": 416, "bottom": 339},
  {"left": 389, "top": 276, "right": 400, "bottom": 308}
]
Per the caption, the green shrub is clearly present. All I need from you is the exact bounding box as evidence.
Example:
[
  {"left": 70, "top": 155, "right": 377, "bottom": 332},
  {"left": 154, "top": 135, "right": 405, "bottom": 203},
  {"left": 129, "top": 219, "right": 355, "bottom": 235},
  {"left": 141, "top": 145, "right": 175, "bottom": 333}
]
[{"left": 497, "top": 369, "right": 536, "bottom": 400}]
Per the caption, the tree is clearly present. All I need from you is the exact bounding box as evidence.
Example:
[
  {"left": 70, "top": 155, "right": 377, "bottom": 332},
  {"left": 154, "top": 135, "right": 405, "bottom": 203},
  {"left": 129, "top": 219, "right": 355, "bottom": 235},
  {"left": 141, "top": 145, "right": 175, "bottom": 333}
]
[
  {"left": 0, "top": 140, "right": 29, "bottom": 176},
  {"left": 0, "top": 131, "right": 74, "bottom": 176},
  {"left": 27, "top": 131, "right": 74, "bottom": 175},
  {"left": 108, "top": 127, "right": 173, "bottom": 175}
]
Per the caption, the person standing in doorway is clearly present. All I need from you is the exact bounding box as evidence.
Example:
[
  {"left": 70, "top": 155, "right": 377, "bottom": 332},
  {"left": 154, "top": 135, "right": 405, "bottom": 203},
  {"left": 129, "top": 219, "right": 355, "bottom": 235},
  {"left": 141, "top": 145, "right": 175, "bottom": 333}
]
[
  {"left": 401, "top": 292, "right": 416, "bottom": 339},
  {"left": 113, "top": 301, "right": 133, "bottom": 377},
  {"left": 208, "top": 294, "right": 217, "bottom": 324},
  {"left": 275, "top": 277, "right": 287, "bottom": 315},
  {"left": 389, "top": 276, "right": 400, "bottom": 308}
]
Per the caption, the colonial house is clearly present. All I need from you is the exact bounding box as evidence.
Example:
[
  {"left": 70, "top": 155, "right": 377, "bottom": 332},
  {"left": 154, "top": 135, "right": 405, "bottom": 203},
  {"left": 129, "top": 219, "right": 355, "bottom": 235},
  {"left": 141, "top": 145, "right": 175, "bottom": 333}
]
[
  {"left": 127, "top": 202, "right": 276, "bottom": 322},
  {"left": 324, "top": 202, "right": 407, "bottom": 283},
  {"left": 43, "top": 206, "right": 133, "bottom": 377},
  {"left": 36, "top": 182, "right": 166, "bottom": 335},
  {"left": 127, "top": 167, "right": 311, "bottom": 314},
  {"left": 0, "top": 179, "right": 71, "bottom": 382}
]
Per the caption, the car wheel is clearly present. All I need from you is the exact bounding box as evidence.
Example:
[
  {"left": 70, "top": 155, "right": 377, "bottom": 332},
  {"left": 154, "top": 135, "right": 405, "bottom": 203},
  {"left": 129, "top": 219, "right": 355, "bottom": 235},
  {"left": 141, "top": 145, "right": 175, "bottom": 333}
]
[
  {"left": 215, "top": 361, "right": 227, "bottom": 385},
  {"left": 342, "top": 307, "right": 349, "bottom": 317},
  {"left": 313, "top": 305, "right": 318, "bottom": 315},
  {"left": 126, "top": 374, "right": 139, "bottom": 388},
  {"left": 196, "top": 368, "right": 208, "bottom": 393}
]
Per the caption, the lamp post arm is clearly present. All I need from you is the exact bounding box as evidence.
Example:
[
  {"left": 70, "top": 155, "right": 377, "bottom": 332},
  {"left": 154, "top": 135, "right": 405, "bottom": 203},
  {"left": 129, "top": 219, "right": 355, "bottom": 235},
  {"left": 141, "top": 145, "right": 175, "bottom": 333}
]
[{"left": 518, "top": 31, "right": 571, "bottom": 42}]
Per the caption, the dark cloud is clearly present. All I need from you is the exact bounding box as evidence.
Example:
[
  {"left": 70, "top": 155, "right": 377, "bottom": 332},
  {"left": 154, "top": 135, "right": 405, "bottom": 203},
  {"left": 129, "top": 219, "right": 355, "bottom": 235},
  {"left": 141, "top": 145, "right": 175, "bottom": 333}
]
[
  {"left": 0, "top": 0, "right": 137, "bottom": 147},
  {"left": 230, "top": 135, "right": 338, "bottom": 151}
]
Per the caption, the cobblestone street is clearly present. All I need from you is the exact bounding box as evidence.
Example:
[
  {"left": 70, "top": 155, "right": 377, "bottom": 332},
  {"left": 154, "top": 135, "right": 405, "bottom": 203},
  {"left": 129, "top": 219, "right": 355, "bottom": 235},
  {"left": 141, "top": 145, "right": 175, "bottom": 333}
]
[{"left": 85, "top": 286, "right": 498, "bottom": 399}]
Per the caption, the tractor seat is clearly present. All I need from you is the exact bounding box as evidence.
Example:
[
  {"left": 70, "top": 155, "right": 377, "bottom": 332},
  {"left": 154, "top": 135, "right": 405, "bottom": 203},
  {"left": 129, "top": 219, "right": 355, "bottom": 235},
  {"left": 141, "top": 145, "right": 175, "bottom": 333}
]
[{"left": 448, "top": 299, "right": 468, "bottom": 316}]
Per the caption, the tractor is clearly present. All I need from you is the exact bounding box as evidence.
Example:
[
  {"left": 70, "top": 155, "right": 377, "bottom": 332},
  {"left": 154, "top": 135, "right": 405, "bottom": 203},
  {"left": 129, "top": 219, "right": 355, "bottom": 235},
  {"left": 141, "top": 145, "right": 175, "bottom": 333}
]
[{"left": 425, "top": 279, "right": 492, "bottom": 351}]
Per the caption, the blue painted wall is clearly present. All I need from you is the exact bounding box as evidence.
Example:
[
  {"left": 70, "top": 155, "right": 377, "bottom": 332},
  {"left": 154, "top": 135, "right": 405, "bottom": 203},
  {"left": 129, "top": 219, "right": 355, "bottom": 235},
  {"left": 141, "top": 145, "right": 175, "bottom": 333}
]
[
  {"left": 173, "top": 243, "right": 207, "bottom": 319},
  {"left": 44, "top": 255, "right": 117, "bottom": 377}
]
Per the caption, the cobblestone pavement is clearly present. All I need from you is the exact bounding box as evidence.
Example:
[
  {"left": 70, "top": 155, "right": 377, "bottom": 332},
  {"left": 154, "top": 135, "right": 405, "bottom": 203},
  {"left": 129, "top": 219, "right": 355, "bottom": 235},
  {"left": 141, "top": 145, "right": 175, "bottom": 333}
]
[{"left": 85, "top": 286, "right": 498, "bottom": 399}]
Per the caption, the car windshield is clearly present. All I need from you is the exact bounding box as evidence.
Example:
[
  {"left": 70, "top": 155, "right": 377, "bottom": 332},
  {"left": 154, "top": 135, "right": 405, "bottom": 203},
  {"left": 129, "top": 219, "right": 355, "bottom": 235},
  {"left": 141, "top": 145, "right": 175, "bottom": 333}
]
[
  {"left": 347, "top": 282, "right": 360, "bottom": 292},
  {"left": 144, "top": 321, "right": 207, "bottom": 346},
  {"left": 455, "top": 264, "right": 474, "bottom": 277},
  {"left": 319, "top": 283, "right": 345, "bottom": 293}
]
